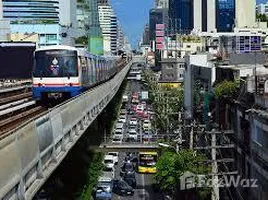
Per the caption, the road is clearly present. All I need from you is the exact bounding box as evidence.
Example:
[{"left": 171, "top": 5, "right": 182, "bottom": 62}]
[{"left": 112, "top": 63, "right": 163, "bottom": 200}]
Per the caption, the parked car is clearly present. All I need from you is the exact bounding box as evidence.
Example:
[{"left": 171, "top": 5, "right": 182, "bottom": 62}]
[
  {"left": 143, "top": 119, "right": 151, "bottom": 130},
  {"left": 123, "top": 172, "right": 137, "bottom": 188},
  {"left": 112, "top": 136, "right": 123, "bottom": 144},
  {"left": 113, "top": 179, "right": 134, "bottom": 196},
  {"left": 107, "top": 152, "right": 119, "bottom": 164},
  {"left": 119, "top": 115, "right": 127, "bottom": 123},
  {"left": 114, "top": 128, "right": 124, "bottom": 139}
]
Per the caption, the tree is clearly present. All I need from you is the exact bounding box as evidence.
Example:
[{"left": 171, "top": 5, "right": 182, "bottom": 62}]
[
  {"left": 214, "top": 80, "right": 239, "bottom": 100},
  {"left": 155, "top": 149, "right": 211, "bottom": 200}
]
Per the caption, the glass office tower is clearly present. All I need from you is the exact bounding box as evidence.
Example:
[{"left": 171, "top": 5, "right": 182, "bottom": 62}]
[
  {"left": 2, "top": 0, "right": 59, "bottom": 23},
  {"left": 169, "top": 0, "right": 193, "bottom": 34},
  {"left": 216, "top": 0, "right": 235, "bottom": 32}
]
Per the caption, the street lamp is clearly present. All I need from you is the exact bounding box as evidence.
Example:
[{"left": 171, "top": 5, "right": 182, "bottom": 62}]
[{"left": 158, "top": 142, "right": 179, "bottom": 154}]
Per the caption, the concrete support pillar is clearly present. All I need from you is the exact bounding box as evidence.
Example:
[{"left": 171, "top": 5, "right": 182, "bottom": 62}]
[
  {"left": 207, "top": 0, "right": 216, "bottom": 33},
  {"left": 37, "top": 159, "right": 44, "bottom": 179},
  {"left": 193, "top": 0, "right": 202, "bottom": 32},
  {"left": 18, "top": 179, "right": 25, "bottom": 200}
]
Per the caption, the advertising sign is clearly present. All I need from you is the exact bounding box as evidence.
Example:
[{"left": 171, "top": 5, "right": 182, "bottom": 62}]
[
  {"left": 156, "top": 24, "right": 165, "bottom": 30},
  {"left": 156, "top": 37, "right": 165, "bottom": 43},
  {"left": 156, "top": 43, "right": 165, "bottom": 50},
  {"left": 89, "top": 36, "right": 104, "bottom": 55},
  {"left": 156, "top": 31, "right": 165, "bottom": 37}
]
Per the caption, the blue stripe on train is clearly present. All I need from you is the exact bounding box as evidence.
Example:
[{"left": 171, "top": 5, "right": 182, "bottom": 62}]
[{"left": 33, "top": 86, "right": 84, "bottom": 99}]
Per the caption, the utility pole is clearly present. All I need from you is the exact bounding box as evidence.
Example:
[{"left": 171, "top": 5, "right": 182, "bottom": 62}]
[{"left": 211, "top": 129, "right": 219, "bottom": 200}]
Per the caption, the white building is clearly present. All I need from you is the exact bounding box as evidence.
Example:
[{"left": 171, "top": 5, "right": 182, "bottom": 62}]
[
  {"left": 98, "top": 5, "right": 112, "bottom": 55},
  {"left": 207, "top": 0, "right": 216, "bottom": 33},
  {"left": 155, "top": 0, "right": 169, "bottom": 8},
  {"left": 0, "top": 0, "right": 10, "bottom": 41},
  {"left": 236, "top": 0, "right": 256, "bottom": 28},
  {"left": 193, "top": 0, "right": 202, "bottom": 33},
  {"left": 256, "top": 2, "right": 268, "bottom": 16}
]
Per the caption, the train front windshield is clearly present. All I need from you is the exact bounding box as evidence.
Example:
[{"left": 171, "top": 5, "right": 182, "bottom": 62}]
[{"left": 34, "top": 50, "right": 78, "bottom": 77}]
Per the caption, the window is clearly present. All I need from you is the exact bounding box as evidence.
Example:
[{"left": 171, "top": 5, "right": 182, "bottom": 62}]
[
  {"left": 46, "top": 34, "right": 57, "bottom": 41},
  {"left": 186, "top": 45, "right": 191, "bottom": 48},
  {"left": 166, "top": 64, "right": 174, "bottom": 69}
]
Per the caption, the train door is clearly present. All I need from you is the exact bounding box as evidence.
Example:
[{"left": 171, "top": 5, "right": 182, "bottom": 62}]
[{"left": 79, "top": 56, "right": 88, "bottom": 85}]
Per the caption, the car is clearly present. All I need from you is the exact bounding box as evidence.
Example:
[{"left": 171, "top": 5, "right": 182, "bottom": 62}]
[
  {"left": 115, "top": 122, "right": 124, "bottom": 129},
  {"left": 114, "top": 128, "right": 124, "bottom": 139},
  {"left": 93, "top": 177, "right": 113, "bottom": 200},
  {"left": 129, "top": 117, "right": 138, "bottom": 126},
  {"left": 128, "top": 129, "right": 138, "bottom": 141},
  {"left": 124, "top": 152, "right": 138, "bottom": 164},
  {"left": 123, "top": 172, "right": 137, "bottom": 188},
  {"left": 112, "top": 136, "right": 123, "bottom": 144},
  {"left": 120, "top": 161, "right": 135, "bottom": 176},
  {"left": 103, "top": 155, "right": 115, "bottom": 169},
  {"left": 143, "top": 119, "right": 151, "bottom": 130},
  {"left": 136, "top": 104, "right": 144, "bottom": 113},
  {"left": 120, "top": 109, "right": 127, "bottom": 115},
  {"left": 107, "top": 152, "right": 119, "bottom": 164},
  {"left": 101, "top": 166, "right": 115, "bottom": 179},
  {"left": 119, "top": 115, "right": 127, "bottom": 123},
  {"left": 113, "top": 179, "right": 134, "bottom": 196}
]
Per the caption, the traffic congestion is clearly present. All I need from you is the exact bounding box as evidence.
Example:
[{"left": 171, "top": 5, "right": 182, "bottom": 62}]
[{"left": 92, "top": 63, "right": 162, "bottom": 200}]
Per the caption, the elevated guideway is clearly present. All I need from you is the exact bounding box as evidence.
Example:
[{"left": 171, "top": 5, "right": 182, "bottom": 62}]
[{"left": 0, "top": 56, "right": 143, "bottom": 200}]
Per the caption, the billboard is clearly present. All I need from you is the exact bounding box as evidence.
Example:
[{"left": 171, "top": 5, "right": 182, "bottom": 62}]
[
  {"left": 89, "top": 36, "right": 104, "bottom": 55},
  {"left": 156, "top": 37, "right": 165, "bottom": 43},
  {"left": 156, "top": 43, "right": 165, "bottom": 50},
  {"left": 156, "top": 31, "right": 165, "bottom": 37},
  {"left": 156, "top": 24, "right": 165, "bottom": 30}
]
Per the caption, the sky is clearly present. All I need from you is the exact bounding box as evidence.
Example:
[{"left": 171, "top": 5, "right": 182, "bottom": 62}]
[
  {"left": 110, "top": 0, "right": 266, "bottom": 49},
  {"left": 110, "top": 0, "right": 154, "bottom": 49}
]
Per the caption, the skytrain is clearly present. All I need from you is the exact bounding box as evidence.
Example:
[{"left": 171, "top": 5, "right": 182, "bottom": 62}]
[{"left": 32, "top": 45, "right": 127, "bottom": 101}]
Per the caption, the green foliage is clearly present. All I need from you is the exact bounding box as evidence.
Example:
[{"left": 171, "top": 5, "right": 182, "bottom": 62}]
[
  {"left": 155, "top": 149, "right": 211, "bottom": 199},
  {"left": 214, "top": 80, "right": 239, "bottom": 100},
  {"left": 75, "top": 36, "right": 88, "bottom": 45},
  {"left": 79, "top": 152, "right": 104, "bottom": 200}
]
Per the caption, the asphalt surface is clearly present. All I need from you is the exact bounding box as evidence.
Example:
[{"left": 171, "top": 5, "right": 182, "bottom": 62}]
[{"left": 111, "top": 63, "right": 163, "bottom": 200}]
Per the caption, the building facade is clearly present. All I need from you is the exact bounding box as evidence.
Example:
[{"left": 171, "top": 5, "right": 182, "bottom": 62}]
[
  {"left": 155, "top": 0, "right": 169, "bottom": 8},
  {"left": 216, "top": 0, "right": 235, "bottom": 32},
  {"left": 110, "top": 14, "right": 117, "bottom": 54},
  {"left": 169, "top": 0, "right": 193, "bottom": 34},
  {"left": 236, "top": 0, "right": 256, "bottom": 28},
  {"left": 256, "top": 2, "right": 268, "bottom": 16},
  {"left": 2, "top": 0, "right": 59, "bottom": 23},
  {"left": 142, "top": 24, "right": 150, "bottom": 45},
  {"left": 149, "top": 8, "right": 168, "bottom": 40}
]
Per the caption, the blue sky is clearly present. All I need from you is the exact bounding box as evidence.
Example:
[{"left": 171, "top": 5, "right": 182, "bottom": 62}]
[
  {"left": 110, "top": 0, "right": 265, "bottom": 49},
  {"left": 110, "top": 0, "right": 154, "bottom": 49}
]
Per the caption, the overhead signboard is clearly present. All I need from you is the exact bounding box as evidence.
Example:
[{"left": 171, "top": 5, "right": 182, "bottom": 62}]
[
  {"left": 156, "top": 43, "right": 165, "bottom": 50},
  {"left": 89, "top": 36, "right": 104, "bottom": 55},
  {"left": 156, "top": 37, "right": 165, "bottom": 43},
  {"left": 156, "top": 31, "right": 165, "bottom": 37},
  {"left": 156, "top": 24, "right": 165, "bottom": 30}
]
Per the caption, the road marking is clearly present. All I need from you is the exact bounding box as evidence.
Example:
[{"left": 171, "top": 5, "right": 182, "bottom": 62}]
[{"left": 141, "top": 174, "right": 146, "bottom": 200}]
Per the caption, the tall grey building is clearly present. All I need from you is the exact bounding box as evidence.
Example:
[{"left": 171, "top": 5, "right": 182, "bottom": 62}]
[
  {"left": 2, "top": 0, "right": 59, "bottom": 23},
  {"left": 155, "top": 0, "right": 169, "bottom": 8}
]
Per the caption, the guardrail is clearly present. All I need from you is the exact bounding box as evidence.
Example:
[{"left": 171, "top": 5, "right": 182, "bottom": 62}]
[{"left": 0, "top": 61, "right": 133, "bottom": 200}]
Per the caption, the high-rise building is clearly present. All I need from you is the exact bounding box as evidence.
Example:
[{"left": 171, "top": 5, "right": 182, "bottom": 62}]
[
  {"left": 256, "top": 2, "right": 268, "bottom": 16},
  {"left": 142, "top": 24, "right": 150, "bottom": 45},
  {"left": 59, "top": 0, "right": 77, "bottom": 28},
  {"left": 149, "top": 8, "right": 168, "bottom": 40},
  {"left": 110, "top": 14, "right": 117, "bottom": 54},
  {"left": 207, "top": 0, "right": 216, "bottom": 33},
  {"left": 236, "top": 0, "right": 256, "bottom": 28},
  {"left": 193, "top": 0, "right": 202, "bottom": 32},
  {"left": 0, "top": 0, "right": 2, "bottom": 19},
  {"left": 155, "top": 0, "right": 169, "bottom": 8},
  {"left": 216, "top": 0, "right": 235, "bottom": 32},
  {"left": 117, "top": 23, "right": 124, "bottom": 51},
  {"left": 169, "top": 0, "right": 193, "bottom": 34},
  {"left": 2, "top": 0, "right": 59, "bottom": 23},
  {"left": 89, "top": 0, "right": 102, "bottom": 36}
]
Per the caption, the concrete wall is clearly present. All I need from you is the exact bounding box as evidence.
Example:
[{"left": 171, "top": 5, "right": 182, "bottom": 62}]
[{"left": 0, "top": 60, "right": 133, "bottom": 200}]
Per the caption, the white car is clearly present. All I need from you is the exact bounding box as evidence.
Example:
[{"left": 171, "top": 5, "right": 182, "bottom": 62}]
[
  {"left": 119, "top": 115, "right": 127, "bottom": 123},
  {"left": 114, "top": 128, "right": 124, "bottom": 139},
  {"left": 143, "top": 119, "right": 151, "bottom": 130},
  {"left": 128, "top": 129, "right": 138, "bottom": 141},
  {"left": 101, "top": 166, "right": 115, "bottom": 179},
  {"left": 103, "top": 155, "right": 115, "bottom": 169},
  {"left": 107, "top": 152, "right": 119, "bottom": 164},
  {"left": 112, "top": 136, "right": 123, "bottom": 144},
  {"left": 129, "top": 117, "right": 138, "bottom": 126}
]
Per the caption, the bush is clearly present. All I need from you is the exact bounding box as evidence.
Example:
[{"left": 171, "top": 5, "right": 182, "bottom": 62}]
[{"left": 214, "top": 80, "right": 239, "bottom": 100}]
